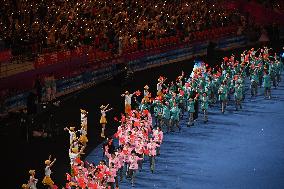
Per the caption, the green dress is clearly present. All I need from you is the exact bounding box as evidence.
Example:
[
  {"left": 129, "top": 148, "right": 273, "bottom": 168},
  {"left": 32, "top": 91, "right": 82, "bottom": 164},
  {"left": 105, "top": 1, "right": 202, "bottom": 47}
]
[
  {"left": 218, "top": 85, "right": 228, "bottom": 101},
  {"left": 200, "top": 96, "right": 209, "bottom": 110},
  {"left": 263, "top": 74, "right": 271, "bottom": 88},
  {"left": 153, "top": 103, "right": 163, "bottom": 118},
  {"left": 234, "top": 84, "right": 243, "bottom": 100},
  {"left": 162, "top": 105, "right": 171, "bottom": 120},
  {"left": 170, "top": 106, "right": 180, "bottom": 121},
  {"left": 187, "top": 100, "right": 195, "bottom": 113}
]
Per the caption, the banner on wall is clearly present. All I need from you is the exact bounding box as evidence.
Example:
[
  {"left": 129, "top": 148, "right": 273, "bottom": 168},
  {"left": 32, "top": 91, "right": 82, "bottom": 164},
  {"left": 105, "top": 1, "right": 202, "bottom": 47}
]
[
  {"left": 34, "top": 55, "right": 45, "bottom": 68},
  {"left": 0, "top": 50, "right": 12, "bottom": 63},
  {"left": 35, "top": 50, "right": 73, "bottom": 68},
  {"left": 45, "top": 53, "right": 58, "bottom": 65}
]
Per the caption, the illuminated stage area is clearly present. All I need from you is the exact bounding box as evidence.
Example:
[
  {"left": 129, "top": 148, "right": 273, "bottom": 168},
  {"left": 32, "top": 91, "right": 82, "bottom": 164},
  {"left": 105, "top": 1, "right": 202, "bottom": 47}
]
[{"left": 1, "top": 0, "right": 284, "bottom": 188}]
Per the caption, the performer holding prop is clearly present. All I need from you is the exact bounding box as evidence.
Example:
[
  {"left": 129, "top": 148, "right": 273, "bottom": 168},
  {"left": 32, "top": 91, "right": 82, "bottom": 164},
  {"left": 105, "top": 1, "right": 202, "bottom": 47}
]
[{"left": 79, "top": 109, "right": 88, "bottom": 147}]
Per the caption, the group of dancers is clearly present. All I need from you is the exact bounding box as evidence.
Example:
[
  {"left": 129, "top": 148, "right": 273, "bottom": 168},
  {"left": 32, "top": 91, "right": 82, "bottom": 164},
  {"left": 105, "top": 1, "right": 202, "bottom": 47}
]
[
  {"left": 22, "top": 155, "right": 57, "bottom": 189},
  {"left": 21, "top": 46, "right": 283, "bottom": 189},
  {"left": 62, "top": 101, "right": 163, "bottom": 189}
]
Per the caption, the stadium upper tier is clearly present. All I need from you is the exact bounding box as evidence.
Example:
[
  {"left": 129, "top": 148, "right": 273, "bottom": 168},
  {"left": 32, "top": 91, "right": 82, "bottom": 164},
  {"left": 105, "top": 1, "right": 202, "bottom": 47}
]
[{"left": 0, "top": 0, "right": 243, "bottom": 55}]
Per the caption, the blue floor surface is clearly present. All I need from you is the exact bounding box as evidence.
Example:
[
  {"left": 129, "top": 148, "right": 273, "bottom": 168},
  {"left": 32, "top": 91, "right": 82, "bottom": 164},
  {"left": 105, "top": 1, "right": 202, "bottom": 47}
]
[{"left": 86, "top": 74, "right": 284, "bottom": 189}]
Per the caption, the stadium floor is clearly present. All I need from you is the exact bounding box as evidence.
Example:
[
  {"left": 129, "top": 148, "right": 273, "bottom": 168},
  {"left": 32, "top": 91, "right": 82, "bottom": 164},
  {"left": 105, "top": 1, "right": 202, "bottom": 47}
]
[{"left": 1, "top": 44, "right": 284, "bottom": 188}]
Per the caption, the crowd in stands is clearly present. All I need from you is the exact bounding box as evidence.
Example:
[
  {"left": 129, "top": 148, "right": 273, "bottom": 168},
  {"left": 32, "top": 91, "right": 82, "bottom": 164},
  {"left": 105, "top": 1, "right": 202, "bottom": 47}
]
[
  {"left": 252, "top": 0, "right": 284, "bottom": 12},
  {"left": 0, "top": 0, "right": 244, "bottom": 57}
]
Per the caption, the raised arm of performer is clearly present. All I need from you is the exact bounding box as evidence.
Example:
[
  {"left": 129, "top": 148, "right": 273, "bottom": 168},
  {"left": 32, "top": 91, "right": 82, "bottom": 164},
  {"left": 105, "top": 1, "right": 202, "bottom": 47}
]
[
  {"left": 49, "top": 155, "right": 56, "bottom": 167},
  {"left": 42, "top": 155, "right": 56, "bottom": 189},
  {"left": 100, "top": 104, "right": 113, "bottom": 138}
]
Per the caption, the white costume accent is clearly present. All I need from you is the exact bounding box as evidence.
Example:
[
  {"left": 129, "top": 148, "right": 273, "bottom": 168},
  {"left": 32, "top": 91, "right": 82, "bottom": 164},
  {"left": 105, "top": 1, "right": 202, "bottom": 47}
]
[
  {"left": 45, "top": 166, "right": 51, "bottom": 177},
  {"left": 28, "top": 176, "right": 38, "bottom": 189},
  {"left": 81, "top": 112, "right": 87, "bottom": 127},
  {"left": 125, "top": 94, "right": 133, "bottom": 105},
  {"left": 157, "top": 83, "right": 162, "bottom": 92}
]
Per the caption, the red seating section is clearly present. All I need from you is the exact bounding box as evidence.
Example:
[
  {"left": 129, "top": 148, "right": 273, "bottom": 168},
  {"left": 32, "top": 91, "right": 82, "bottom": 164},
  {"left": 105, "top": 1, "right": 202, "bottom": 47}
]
[{"left": 192, "top": 26, "right": 237, "bottom": 41}]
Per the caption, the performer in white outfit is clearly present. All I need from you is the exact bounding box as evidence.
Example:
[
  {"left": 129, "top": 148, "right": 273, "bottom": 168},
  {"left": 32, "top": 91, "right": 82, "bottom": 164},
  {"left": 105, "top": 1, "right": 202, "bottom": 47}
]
[
  {"left": 121, "top": 91, "right": 135, "bottom": 114},
  {"left": 79, "top": 109, "right": 88, "bottom": 147},
  {"left": 64, "top": 126, "right": 77, "bottom": 145},
  {"left": 80, "top": 109, "right": 88, "bottom": 129},
  {"left": 42, "top": 155, "right": 56, "bottom": 189},
  {"left": 100, "top": 104, "right": 113, "bottom": 138},
  {"left": 157, "top": 76, "right": 166, "bottom": 97},
  {"left": 28, "top": 170, "right": 38, "bottom": 189}
]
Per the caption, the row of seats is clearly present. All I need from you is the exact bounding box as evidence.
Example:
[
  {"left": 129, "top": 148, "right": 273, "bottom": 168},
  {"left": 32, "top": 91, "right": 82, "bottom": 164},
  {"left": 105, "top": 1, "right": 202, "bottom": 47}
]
[
  {"left": 143, "top": 36, "right": 179, "bottom": 50},
  {"left": 123, "top": 26, "right": 236, "bottom": 54},
  {"left": 191, "top": 27, "right": 237, "bottom": 41}
]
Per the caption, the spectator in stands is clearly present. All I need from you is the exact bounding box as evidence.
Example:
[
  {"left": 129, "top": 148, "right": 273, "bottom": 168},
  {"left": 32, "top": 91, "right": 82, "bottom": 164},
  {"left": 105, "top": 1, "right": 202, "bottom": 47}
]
[
  {"left": 280, "top": 47, "right": 284, "bottom": 62},
  {"left": 271, "top": 23, "right": 280, "bottom": 44},
  {"left": 0, "top": 90, "right": 6, "bottom": 113},
  {"left": 33, "top": 74, "right": 42, "bottom": 103},
  {"left": 27, "top": 90, "right": 37, "bottom": 115},
  {"left": 259, "top": 27, "right": 270, "bottom": 45},
  {"left": 44, "top": 73, "right": 56, "bottom": 102}
]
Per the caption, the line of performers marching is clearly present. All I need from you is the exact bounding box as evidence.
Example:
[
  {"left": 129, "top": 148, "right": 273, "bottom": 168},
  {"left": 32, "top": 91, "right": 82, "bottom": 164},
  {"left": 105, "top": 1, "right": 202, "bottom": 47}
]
[{"left": 22, "top": 46, "right": 283, "bottom": 189}]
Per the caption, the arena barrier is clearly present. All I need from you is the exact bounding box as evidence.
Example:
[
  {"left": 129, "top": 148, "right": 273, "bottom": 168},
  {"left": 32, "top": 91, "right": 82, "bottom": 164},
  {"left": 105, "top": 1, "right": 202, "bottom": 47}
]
[
  {"left": 3, "top": 35, "right": 247, "bottom": 111},
  {"left": 128, "top": 35, "right": 247, "bottom": 72}
]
